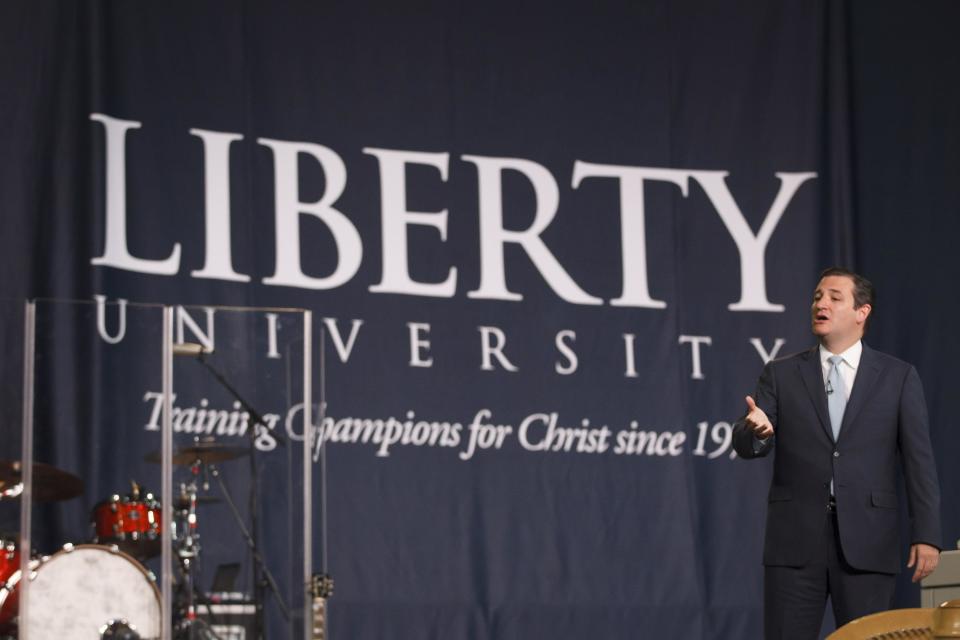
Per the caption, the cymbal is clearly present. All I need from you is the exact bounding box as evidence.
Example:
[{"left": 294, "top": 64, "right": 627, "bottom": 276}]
[
  {"left": 145, "top": 441, "right": 249, "bottom": 465},
  {"left": 0, "top": 460, "right": 84, "bottom": 502}
]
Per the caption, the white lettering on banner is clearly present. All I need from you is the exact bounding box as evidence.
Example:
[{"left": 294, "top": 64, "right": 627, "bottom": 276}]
[
  {"left": 554, "top": 330, "right": 578, "bottom": 375},
  {"left": 95, "top": 303, "right": 298, "bottom": 362},
  {"left": 89, "top": 114, "right": 182, "bottom": 275},
  {"left": 678, "top": 335, "right": 712, "bottom": 380},
  {"left": 478, "top": 326, "right": 519, "bottom": 372},
  {"left": 142, "top": 391, "right": 279, "bottom": 450},
  {"left": 176, "top": 306, "right": 215, "bottom": 353},
  {"left": 364, "top": 148, "right": 457, "bottom": 298},
  {"left": 143, "top": 392, "right": 165, "bottom": 430},
  {"left": 460, "top": 410, "right": 513, "bottom": 461},
  {"left": 188, "top": 128, "right": 250, "bottom": 282},
  {"left": 611, "top": 421, "right": 686, "bottom": 456},
  {"left": 622, "top": 333, "right": 639, "bottom": 378},
  {"left": 257, "top": 137, "right": 362, "bottom": 289},
  {"left": 143, "top": 395, "right": 737, "bottom": 461},
  {"left": 749, "top": 337, "right": 786, "bottom": 364},
  {"left": 407, "top": 322, "right": 433, "bottom": 367},
  {"left": 321, "top": 318, "right": 363, "bottom": 363},
  {"left": 692, "top": 421, "right": 734, "bottom": 458},
  {"left": 265, "top": 313, "right": 281, "bottom": 359},
  {"left": 518, "top": 413, "right": 612, "bottom": 454},
  {"left": 572, "top": 163, "right": 691, "bottom": 309},
  {"left": 89, "top": 113, "right": 817, "bottom": 311},
  {"left": 691, "top": 171, "right": 817, "bottom": 312},
  {"left": 95, "top": 298, "right": 782, "bottom": 379},
  {"left": 462, "top": 155, "right": 603, "bottom": 305},
  {"left": 94, "top": 294, "right": 128, "bottom": 344},
  {"left": 284, "top": 405, "right": 463, "bottom": 458}
]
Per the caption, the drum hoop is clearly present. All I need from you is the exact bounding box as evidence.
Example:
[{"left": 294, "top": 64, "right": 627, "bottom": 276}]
[
  {"left": 36, "top": 543, "right": 161, "bottom": 605},
  {"left": 3, "top": 544, "right": 161, "bottom": 635}
]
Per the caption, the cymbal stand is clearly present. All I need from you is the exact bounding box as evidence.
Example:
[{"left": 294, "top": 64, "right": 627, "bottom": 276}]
[{"left": 173, "top": 461, "right": 223, "bottom": 640}]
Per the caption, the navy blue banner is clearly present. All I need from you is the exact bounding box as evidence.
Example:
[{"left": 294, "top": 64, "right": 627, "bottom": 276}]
[{"left": 1, "top": 2, "right": 959, "bottom": 638}]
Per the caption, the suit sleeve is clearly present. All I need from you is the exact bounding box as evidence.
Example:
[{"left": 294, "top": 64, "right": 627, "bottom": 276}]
[
  {"left": 898, "top": 366, "right": 942, "bottom": 549},
  {"left": 733, "top": 360, "right": 779, "bottom": 459}
]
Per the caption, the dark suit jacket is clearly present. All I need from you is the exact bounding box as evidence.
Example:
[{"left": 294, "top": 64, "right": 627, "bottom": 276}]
[{"left": 733, "top": 344, "right": 941, "bottom": 574}]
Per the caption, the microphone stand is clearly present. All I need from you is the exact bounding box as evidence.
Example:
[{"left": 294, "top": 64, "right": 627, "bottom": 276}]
[
  {"left": 191, "top": 352, "right": 290, "bottom": 639},
  {"left": 210, "top": 464, "right": 290, "bottom": 620}
]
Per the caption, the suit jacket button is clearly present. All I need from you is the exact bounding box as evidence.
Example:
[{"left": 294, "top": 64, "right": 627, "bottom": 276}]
[{"left": 833, "top": 451, "right": 840, "bottom": 458}]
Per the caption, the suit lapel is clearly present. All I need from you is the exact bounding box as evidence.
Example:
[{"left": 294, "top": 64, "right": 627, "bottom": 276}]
[
  {"left": 837, "top": 344, "right": 882, "bottom": 441},
  {"left": 797, "top": 347, "right": 834, "bottom": 443}
]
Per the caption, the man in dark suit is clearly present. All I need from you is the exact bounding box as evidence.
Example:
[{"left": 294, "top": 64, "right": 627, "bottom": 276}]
[{"left": 733, "top": 267, "right": 942, "bottom": 639}]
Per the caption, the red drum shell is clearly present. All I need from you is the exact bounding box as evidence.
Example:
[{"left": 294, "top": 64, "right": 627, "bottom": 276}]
[
  {"left": 0, "top": 538, "right": 18, "bottom": 585},
  {"left": 91, "top": 497, "right": 162, "bottom": 558},
  {"left": 0, "top": 541, "right": 32, "bottom": 633}
]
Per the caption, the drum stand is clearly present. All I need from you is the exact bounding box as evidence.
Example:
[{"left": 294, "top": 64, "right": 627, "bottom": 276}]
[
  {"left": 170, "top": 456, "right": 288, "bottom": 640},
  {"left": 172, "top": 465, "right": 222, "bottom": 640}
]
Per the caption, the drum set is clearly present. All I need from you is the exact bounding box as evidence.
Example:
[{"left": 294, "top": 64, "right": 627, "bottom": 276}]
[{"left": 0, "top": 440, "right": 252, "bottom": 640}]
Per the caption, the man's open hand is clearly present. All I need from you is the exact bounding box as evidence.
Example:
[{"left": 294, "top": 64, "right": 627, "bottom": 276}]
[
  {"left": 744, "top": 395, "right": 774, "bottom": 439},
  {"left": 908, "top": 543, "right": 940, "bottom": 583}
]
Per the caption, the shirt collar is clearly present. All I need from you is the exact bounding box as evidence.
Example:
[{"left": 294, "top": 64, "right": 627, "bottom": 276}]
[{"left": 819, "top": 340, "right": 863, "bottom": 370}]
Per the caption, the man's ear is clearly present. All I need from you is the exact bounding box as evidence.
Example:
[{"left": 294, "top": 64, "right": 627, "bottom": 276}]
[{"left": 856, "top": 303, "right": 872, "bottom": 325}]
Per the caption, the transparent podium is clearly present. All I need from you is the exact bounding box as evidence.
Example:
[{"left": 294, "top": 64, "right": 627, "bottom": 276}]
[{"left": 5, "top": 299, "right": 321, "bottom": 640}]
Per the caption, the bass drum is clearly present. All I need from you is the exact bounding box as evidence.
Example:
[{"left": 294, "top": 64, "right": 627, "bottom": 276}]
[{"left": 0, "top": 544, "right": 160, "bottom": 640}]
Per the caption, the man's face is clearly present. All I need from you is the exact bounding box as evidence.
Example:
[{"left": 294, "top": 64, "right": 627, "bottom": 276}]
[{"left": 811, "top": 275, "right": 870, "bottom": 344}]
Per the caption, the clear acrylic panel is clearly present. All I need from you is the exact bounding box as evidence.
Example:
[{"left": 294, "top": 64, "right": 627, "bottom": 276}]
[
  {"left": 17, "top": 298, "right": 171, "bottom": 640},
  {"left": 0, "top": 299, "right": 26, "bottom": 636},
  {"left": 168, "top": 305, "right": 312, "bottom": 640},
  {"left": 12, "top": 300, "right": 315, "bottom": 640},
  {"left": 0, "top": 299, "right": 25, "bottom": 461}
]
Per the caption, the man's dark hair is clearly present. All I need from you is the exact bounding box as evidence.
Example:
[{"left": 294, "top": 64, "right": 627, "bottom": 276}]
[{"left": 819, "top": 266, "right": 875, "bottom": 311}]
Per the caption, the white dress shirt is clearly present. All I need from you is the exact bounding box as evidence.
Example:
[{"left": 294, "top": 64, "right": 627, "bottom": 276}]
[{"left": 819, "top": 340, "right": 862, "bottom": 401}]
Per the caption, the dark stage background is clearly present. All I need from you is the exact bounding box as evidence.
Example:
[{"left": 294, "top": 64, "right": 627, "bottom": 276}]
[{"left": 1, "top": 2, "right": 959, "bottom": 638}]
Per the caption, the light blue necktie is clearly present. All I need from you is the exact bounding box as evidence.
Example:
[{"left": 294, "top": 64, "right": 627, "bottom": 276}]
[
  {"left": 827, "top": 355, "right": 846, "bottom": 441},
  {"left": 827, "top": 355, "right": 846, "bottom": 497}
]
